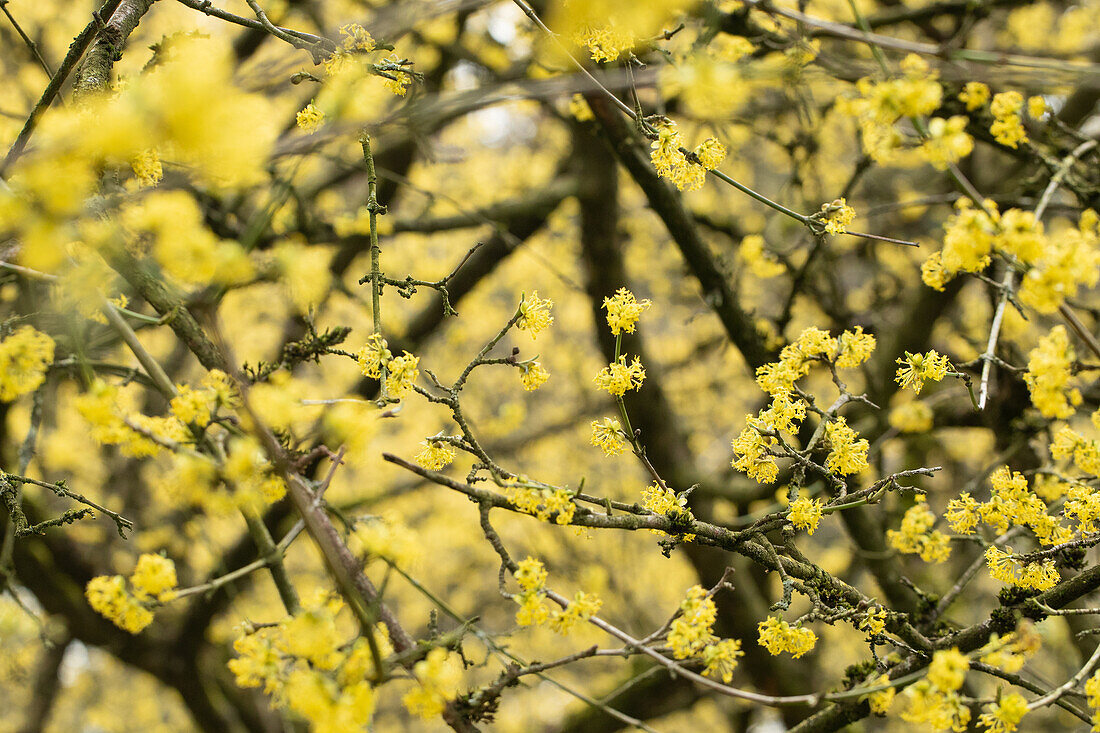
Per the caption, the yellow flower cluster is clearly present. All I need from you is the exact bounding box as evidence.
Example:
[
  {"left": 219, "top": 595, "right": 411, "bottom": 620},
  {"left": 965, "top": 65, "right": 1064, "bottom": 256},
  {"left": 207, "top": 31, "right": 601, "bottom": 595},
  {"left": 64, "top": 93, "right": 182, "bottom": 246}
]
[
  {"left": 839, "top": 55, "right": 969, "bottom": 168},
  {"left": 296, "top": 103, "right": 325, "bottom": 134},
  {"left": 990, "top": 91, "right": 1028, "bottom": 149},
  {"left": 0, "top": 326, "right": 55, "bottom": 402},
  {"left": 756, "top": 616, "right": 817, "bottom": 658},
  {"left": 824, "top": 417, "right": 869, "bottom": 476},
  {"left": 517, "top": 291, "right": 554, "bottom": 338},
  {"left": 1018, "top": 210, "right": 1100, "bottom": 313},
  {"left": 921, "top": 116, "right": 974, "bottom": 171},
  {"left": 732, "top": 327, "right": 875, "bottom": 484},
  {"left": 223, "top": 437, "right": 288, "bottom": 509},
  {"left": 959, "top": 81, "right": 990, "bottom": 110},
  {"left": 862, "top": 673, "right": 896, "bottom": 714},
  {"left": 1020, "top": 330, "right": 1082, "bottom": 420},
  {"left": 821, "top": 198, "right": 856, "bottom": 235},
  {"left": 508, "top": 485, "right": 576, "bottom": 525},
  {"left": 403, "top": 648, "right": 464, "bottom": 719},
  {"left": 511, "top": 557, "right": 601, "bottom": 634},
  {"left": 602, "top": 287, "right": 652, "bottom": 335},
  {"left": 1086, "top": 670, "right": 1100, "bottom": 729},
  {"left": 887, "top": 496, "right": 951, "bottom": 563},
  {"left": 594, "top": 355, "right": 646, "bottom": 396},
  {"left": 76, "top": 380, "right": 191, "bottom": 458},
  {"left": 574, "top": 24, "right": 633, "bottom": 62},
  {"left": 859, "top": 607, "right": 888, "bottom": 636},
  {"left": 977, "top": 693, "right": 1029, "bottom": 733},
  {"left": 86, "top": 554, "right": 178, "bottom": 634},
  {"left": 900, "top": 648, "right": 971, "bottom": 731},
  {"left": 666, "top": 586, "right": 743, "bottom": 682},
  {"left": 648, "top": 122, "right": 720, "bottom": 192},
  {"left": 229, "top": 597, "right": 389, "bottom": 730},
  {"left": 120, "top": 191, "right": 254, "bottom": 287},
  {"left": 590, "top": 417, "right": 628, "bottom": 456},
  {"left": 130, "top": 149, "right": 162, "bottom": 187},
  {"left": 979, "top": 626, "right": 1041, "bottom": 674},
  {"left": 415, "top": 439, "right": 456, "bottom": 470},
  {"left": 946, "top": 466, "right": 1070, "bottom": 546},
  {"left": 1052, "top": 425, "right": 1100, "bottom": 478},
  {"left": 895, "top": 350, "right": 951, "bottom": 395},
  {"left": 642, "top": 483, "right": 695, "bottom": 541},
  {"left": 519, "top": 361, "right": 550, "bottom": 391},
  {"left": 356, "top": 333, "right": 420, "bottom": 398},
  {"left": 788, "top": 496, "right": 824, "bottom": 534},
  {"left": 985, "top": 546, "right": 1059, "bottom": 590}
]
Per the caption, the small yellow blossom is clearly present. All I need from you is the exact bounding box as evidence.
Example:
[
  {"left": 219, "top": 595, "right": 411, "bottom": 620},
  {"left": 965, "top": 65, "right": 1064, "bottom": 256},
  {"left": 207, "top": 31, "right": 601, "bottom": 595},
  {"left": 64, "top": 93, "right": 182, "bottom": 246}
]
[
  {"left": 757, "top": 617, "right": 816, "bottom": 658},
  {"left": 977, "top": 693, "right": 1028, "bottom": 733},
  {"left": 668, "top": 586, "right": 718, "bottom": 659},
  {"left": 0, "top": 326, "right": 55, "bottom": 401},
  {"left": 895, "top": 350, "right": 951, "bottom": 394},
  {"left": 864, "top": 673, "right": 896, "bottom": 714},
  {"left": 959, "top": 81, "right": 990, "bottom": 110},
  {"left": 402, "top": 648, "right": 463, "bottom": 719},
  {"left": 357, "top": 333, "right": 392, "bottom": 379},
  {"left": 824, "top": 417, "right": 869, "bottom": 476},
  {"left": 131, "top": 149, "right": 163, "bottom": 187},
  {"left": 835, "top": 326, "right": 876, "bottom": 368},
  {"left": 602, "top": 287, "right": 652, "bottom": 335},
  {"left": 385, "top": 352, "right": 419, "bottom": 397},
  {"left": 296, "top": 103, "right": 325, "bottom": 134},
  {"left": 693, "top": 137, "right": 726, "bottom": 170},
  {"left": 887, "top": 496, "right": 951, "bottom": 563},
  {"left": 1024, "top": 325, "right": 1080, "bottom": 419},
  {"left": 519, "top": 361, "right": 550, "bottom": 391},
  {"left": 788, "top": 496, "right": 824, "bottom": 534},
  {"left": 415, "top": 439, "right": 456, "bottom": 470},
  {"left": 594, "top": 355, "right": 646, "bottom": 396},
  {"left": 129, "top": 554, "right": 177, "bottom": 601},
  {"left": 821, "top": 198, "right": 856, "bottom": 235},
  {"left": 517, "top": 292, "right": 554, "bottom": 338},
  {"left": 701, "top": 639, "right": 744, "bottom": 683},
  {"left": 591, "top": 417, "right": 627, "bottom": 457},
  {"left": 928, "top": 648, "right": 968, "bottom": 692},
  {"left": 990, "top": 91, "right": 1027, "bottom": 148}
]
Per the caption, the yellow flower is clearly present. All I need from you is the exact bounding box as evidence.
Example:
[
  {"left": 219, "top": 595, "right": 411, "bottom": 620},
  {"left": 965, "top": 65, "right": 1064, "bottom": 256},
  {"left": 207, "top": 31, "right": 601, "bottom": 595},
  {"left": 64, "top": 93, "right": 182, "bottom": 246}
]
[
  {"left": 574, "top": 24, "right": 633, "bottom": 62},
  {"left": 835, "top": 326, "right": 876, "bottom": 368},
  {"left": 131, "top": 149, "right": 163, "bottom": 187},
  {"left": 0, "top": 326, "right": 55, "bottom": 401},
  {"left": 859, "top": 607, "right": 888, "bottom": 636},
  {"left": 514, "top": 556, "right": 547, "bottom": 593},
  {"left": 821, "top": 198, "right": 856, "bottom": 235},
  {"left": 568, "top": 93, "right": 594, "bottom": 121},
  {"left": 297, "top": 103, "right": 326, "bottom": 134},
  {"left": 977, "top": 693, "right": 1028, "bottom": 733},
  {"left": 693, "top": 137, "right": 726, "bottom": 170},
  {"left": 602, "top": 287, "right": 652, "bottom": 335},
  {"left": 402, "top": 648, "right": 463, "bottom": 719},
  {"left": 959, "top": 81, "right": 990, "bottom": 110},
  {"left": 701, "top": 639, "right": 743, "bottom": 683},
  {"left": 590, "top": 417, "right": 627, "bottom": 456},
  {"left": 887, "top": 496, "right": 951, "bottom": 563},
  {"left": 519, "top": 361, "right": 550, "bottom": 391},
  {"left": 757, "top": 617, "right": 816, "bottom": 658},
  {"left": 1024, "top": 325, "right": 1080, "bottom": 419},
  {"left": 668, "top": 586, "right": 718, "bottom": 659},
  {"left": 594, "top": 355, "right": 646, "bottom": 396},
  {"left": 824, "top": 417, "right": 869, "bottom": 476},
  {"left": 895, "top": 350, "right": 951, "bottom": 395},
  {"left": 517, "top": 291, "right": 554, "bottom": 338},
  {"left": 339, "top": 23, "right": 375, "bottom": 51},
  {"left": 927, "top": 648, "right": 968, "bottom": 692},
  {"left": 788, "top": 496, "right": 824, "bottom": 534},
  {"left": 862, "top": 673, "right": 895, "bottom": 714},
  {"left": 357, "top": 333, "right": 392, "bottom": 379},
  {"left": 85, "top": 575, "right": 155, "bottom": 634},
  {"left": 385, "top": 352, "right": 420, "bottom": 397},
  {"left": 129, "top": 554, "right": 178, "bottom": 601},
  {"left": 415, "top": 439, "right": 456, "bottom": 470},
  {"left": 990, "top": 91, "right": 1028, "bottom": 148}
]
